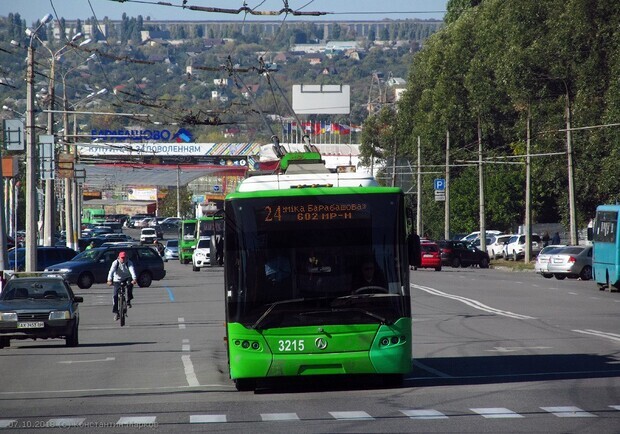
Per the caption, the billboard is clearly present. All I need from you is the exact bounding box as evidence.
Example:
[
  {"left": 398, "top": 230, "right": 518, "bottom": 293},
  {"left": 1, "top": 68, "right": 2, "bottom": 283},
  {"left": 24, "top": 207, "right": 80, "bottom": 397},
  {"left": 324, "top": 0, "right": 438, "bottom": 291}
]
[
  {"left": 292, "top": 84, "right": 350, "bottom": 114},
  {"left": 128, "top": 187, "right": 157, "bottom": 201}
]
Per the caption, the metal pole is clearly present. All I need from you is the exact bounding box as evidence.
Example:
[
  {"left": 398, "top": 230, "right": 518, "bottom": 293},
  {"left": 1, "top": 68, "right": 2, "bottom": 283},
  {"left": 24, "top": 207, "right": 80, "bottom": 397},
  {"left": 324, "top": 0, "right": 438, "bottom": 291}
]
[
  {"left": 63, "top": 79, "right": 75, "bottom": 251},
  {"left": 525, "top": 106, "right": 532, "bottom": 262},
  {"left": 478, "top": 117, "right": 486, "bottom": 253},
  {"left": 25, "top": 46, "right": 38, "bottom": 271},
  {"left": 416, "top": 136, "right": 422, "bottom": 236},
  {"left": 566, "top": 93, "right": 578, "bottom": 245},
  {"left": 43, "top": 56, "right": 56, "bottom": 246},
  {"left": 444, "top": 130, "right": 450, "bottom": 240},
  {"left": 72, "top": 113, "right": 80, "bottom": 245},
  {"left": 0, "top": 127, "right": 8, "bottom": 270},
  {"left": 176, "top": 164, "right": 181, "bottom": 218}
]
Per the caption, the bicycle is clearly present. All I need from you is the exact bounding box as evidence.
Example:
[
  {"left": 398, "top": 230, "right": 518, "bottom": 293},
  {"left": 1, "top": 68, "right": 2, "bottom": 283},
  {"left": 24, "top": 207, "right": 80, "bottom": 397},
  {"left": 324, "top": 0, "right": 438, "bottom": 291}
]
[{"left": 118, "top": 278, "right": 131, "bottom": 327}]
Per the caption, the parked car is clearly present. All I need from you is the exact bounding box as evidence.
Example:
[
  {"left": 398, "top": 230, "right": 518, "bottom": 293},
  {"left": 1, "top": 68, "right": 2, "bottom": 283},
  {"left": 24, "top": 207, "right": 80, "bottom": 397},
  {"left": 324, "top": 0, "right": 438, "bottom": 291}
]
[
  {"left": 7, "top": 246, "right": 78, "bottom": 272},
  {"left": 0, "top": 275, "right": 83, "bottom": 348},
  {"left": 162, "top": 217, "right": 181, "bottom": 226},
  {"left": 461, "top": 230, "right": 502, "bottom": 243},
  {"left": 419, "top": 241, "right": 442, "bottom": 271},
  {"left": 437, "top": 240, "right": 490, "bottom": 268},
  {"left": 160, "top": 222, "right": 180, "bottom": 233},
  {"left": 163, "top": 239, "right": 179, "bottom": 262},
  {"left": 504, "top": 234, "right": 543, "bottom": 261},
  {"left": 547, "top": 245, "right": 593, "bottom": 280},
  {"left": 45, "top": 245, "right": 166, "bottom": 289},
  {"left": 535, "top": 245, "right": 567, "bottom": 278},
  {"left": 192, "top": 237, "right": 211, "bottom": 271},
  {"left": 486, "top": 234, "right": 513, "bottom": 259},
  {"left": 140, "top": 228, "right": 157, "bottom": 244}
]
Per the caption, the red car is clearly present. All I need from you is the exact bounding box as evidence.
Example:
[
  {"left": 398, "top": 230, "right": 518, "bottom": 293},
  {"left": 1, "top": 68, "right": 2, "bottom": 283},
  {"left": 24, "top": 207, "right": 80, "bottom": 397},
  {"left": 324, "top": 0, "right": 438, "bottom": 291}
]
[{"left": 419, "top": 242, "right": 442, "bottom": 271}]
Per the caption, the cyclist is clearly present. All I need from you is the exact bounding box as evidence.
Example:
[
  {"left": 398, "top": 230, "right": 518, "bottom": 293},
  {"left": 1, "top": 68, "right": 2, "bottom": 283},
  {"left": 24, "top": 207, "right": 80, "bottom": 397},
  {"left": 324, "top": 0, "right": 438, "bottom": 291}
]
[{"left": 107, "top": 251, "right": 137, "bottom": 321}]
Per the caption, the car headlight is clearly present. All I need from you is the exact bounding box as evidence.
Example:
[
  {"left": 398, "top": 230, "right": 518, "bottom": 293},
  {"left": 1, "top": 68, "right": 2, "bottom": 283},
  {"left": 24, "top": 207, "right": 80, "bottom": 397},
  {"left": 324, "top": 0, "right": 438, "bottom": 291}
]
[
  {"left": 1, "top": 312, "right": 17, "bottom": 322},
  {"left": 49, "top": 311, "right": 71, "bottom": 320}
]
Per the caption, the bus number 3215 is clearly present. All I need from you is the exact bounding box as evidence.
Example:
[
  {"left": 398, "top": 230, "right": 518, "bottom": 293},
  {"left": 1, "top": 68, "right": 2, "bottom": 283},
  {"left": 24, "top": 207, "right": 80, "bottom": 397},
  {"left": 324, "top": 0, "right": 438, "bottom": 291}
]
[{"left": 278, "top": 339, "right": 305, "bottom": 352}]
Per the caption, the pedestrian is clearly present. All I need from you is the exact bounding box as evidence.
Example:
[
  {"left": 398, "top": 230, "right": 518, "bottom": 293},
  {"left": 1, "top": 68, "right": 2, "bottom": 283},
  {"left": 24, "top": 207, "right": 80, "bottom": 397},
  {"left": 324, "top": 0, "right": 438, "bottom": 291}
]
[
  {"left": 551, "top": 232, "right": 561, "bottom": 245},
  {"left": 542, "top": 231, "right": 550, "bottom": 247}
]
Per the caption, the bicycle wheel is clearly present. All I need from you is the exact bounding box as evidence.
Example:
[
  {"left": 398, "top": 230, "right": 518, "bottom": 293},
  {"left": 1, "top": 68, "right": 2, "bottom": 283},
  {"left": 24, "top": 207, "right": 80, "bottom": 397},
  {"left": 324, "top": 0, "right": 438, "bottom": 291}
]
[{"left": 119, "top": 292, "right": 126, "bottom": 327}]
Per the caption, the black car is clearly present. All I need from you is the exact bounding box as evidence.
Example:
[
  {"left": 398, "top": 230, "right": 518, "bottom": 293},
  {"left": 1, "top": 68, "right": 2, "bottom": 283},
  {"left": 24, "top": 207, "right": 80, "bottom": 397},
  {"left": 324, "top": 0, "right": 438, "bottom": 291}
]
[
  {"left": 437, "top": 240, "right": 490, "bottom": 268},
  {"left": 7, "top": 246, "right": 78, "bottom": 272},
  {"left": 0, "top": 276, "right": 83, "bottom": 348},
  {"left": 45, "top": 245, "right": 166, "bottom": 289}
]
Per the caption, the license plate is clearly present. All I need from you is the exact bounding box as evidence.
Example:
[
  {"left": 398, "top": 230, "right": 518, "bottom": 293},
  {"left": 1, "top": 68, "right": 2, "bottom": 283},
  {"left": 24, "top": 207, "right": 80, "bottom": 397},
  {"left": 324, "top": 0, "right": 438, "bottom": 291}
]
[
  {"left": 423, "top": 254, "right": 433, "bottom": 258},
  {"left": 17, "top": 321, "right": 45, "bottom": 329}
]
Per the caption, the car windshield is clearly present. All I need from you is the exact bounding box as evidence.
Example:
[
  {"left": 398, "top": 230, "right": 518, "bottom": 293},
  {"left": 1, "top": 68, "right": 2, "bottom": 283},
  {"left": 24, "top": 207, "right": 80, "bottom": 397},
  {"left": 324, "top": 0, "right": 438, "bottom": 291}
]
[
  {"left": 197, "top": 239, "right": 210, "bottom": 249},
  {"left": 166, "top": 240, "right": 178, "bottom": 247},
  {"left": 1, "top": 280, "right": 70, "bottom": 300},
  {"left": 540, "top": 246, "right": 564, "bottom": 255},
  {"left": 72, "top": 249, "right": 100, "bottom": 262}
]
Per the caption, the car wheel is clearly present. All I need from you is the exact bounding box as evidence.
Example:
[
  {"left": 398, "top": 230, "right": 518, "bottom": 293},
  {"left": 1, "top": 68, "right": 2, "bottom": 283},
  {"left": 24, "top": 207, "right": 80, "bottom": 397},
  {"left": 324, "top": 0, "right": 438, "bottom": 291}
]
[
  {"left": 77, "top": 272, "right": 94, "bottom": 289},
  {"left": 579, "top": 265, "right": 592, "bottom": 281},
  {"left": 434, "top": 266, "right": 442, "bottom": 272},
  {"left": 138, "top": 271, "right": 153, "bottom": 287},
  {"left": 192, "top": 263, "right": 200, "bottom": 272},
  {"left": 451, "top": 257, "right": 461, "bottom": 268},
  {"left": 65, "top": 324, "right": 79, "bottom": 347},
  {"left": 234, "top": 378, "right": 255, "bottom": 391},
  {"left": 512, "top": 251, "right": 518, "bottom": 261},
  {"left": 479, "top": 257, "right": 489, "bottom": 268},
  {"left": 554, "top": 274, "right": 566, "bottom": 280},
  {"left": 542, "top": 273, "right": 553, "bottom": 279},
  {"left": 0, "top": 336, "right": 9, "bottom": 349}
]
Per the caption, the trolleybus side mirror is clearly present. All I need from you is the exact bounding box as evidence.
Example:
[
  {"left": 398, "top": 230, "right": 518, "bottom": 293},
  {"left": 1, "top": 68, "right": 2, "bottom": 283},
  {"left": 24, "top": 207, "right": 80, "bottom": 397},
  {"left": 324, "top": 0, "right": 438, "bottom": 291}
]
[{"left": 408, "top": 232, "right": 421, "bottom": 268}]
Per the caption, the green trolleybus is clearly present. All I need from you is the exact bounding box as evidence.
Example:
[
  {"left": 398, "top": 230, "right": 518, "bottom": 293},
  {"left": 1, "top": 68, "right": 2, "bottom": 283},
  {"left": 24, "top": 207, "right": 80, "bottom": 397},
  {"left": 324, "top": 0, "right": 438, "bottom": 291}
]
[
  {"left": 592, "top": 204, "right": 620, "bottom": 291},
  {"left": 178, "top": 219, "right": 197, "bottom": 264},
  {"left": 223, "top": 151, "right": 417, "bottom": 391}
]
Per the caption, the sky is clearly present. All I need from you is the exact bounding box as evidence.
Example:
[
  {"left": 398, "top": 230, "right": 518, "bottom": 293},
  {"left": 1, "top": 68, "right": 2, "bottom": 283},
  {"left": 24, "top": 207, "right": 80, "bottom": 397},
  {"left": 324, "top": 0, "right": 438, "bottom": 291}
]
[{"left": 0, "top": 0, "right": 447, "bottom": 24}]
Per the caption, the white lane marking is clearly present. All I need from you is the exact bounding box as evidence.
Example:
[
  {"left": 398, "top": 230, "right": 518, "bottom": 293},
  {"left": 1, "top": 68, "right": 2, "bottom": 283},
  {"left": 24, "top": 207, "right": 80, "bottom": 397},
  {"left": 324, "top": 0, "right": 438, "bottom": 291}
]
[
  {"left": 59, "top": 357, "right": 115, "bottom": 364},
  {"left": 471, "top": 408, "right": 523, "bottom": 418},
  {"left": 330, "top": 411, "right": 374, "bottom": 420},
  {"left": 190, "top": 415, "right": 227, "bottom": 423},
  {"left": 117, "top": 416, "right": 157, "bottom": 425},
  {"left": 182, "top": 344, "right": 190, "bottom": 352},
  {"left": 178, "top": 317, "right": 185, "bottom": 322},
  {"left": 486, "top": 346, "right": 552, "bottom": 353},
  {"left": 610, "top": 405, "right": 620, "bottom": 411},
  {"left": 541, "top": 406, "right": 596, "bottom": 417},
  {"left": 572, "top": 329, "right": 620, "bottom": 343},
  {"left": 179, "top": 324, "right": 186, "bottom": 329},
  {"left": 401, "top": 409, "right": 448, "bottom": 419},
  {"left": 411, "top": 284, "right": 536, "bottom": 320},
  {"left": 182, "top": 355, "right": 200, "bottom": 387},
  {"left": 178, "top": 317, "right": 186, "bottom": 329},
  {"left": 261, "top": 413, "right": 300, "bottom": 421},
  {"left": 0, "top": 420, "right": 16, "bottom": 428},
  {"left": 411, "top": 360, "right": 452, "bottom": 378},
  {"left": 47, "top": 418, "right": 86, "bottom": 427}
]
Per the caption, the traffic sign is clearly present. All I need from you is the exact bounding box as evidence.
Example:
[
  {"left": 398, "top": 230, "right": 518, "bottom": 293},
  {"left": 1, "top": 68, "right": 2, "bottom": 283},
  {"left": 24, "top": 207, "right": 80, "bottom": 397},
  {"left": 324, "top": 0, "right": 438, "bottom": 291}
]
[
  {"left": 434, "top": 178, "right": 445, "bottom": 191},
  {"left": 434, "top": 191, "right": 446, "bottom": 202}
]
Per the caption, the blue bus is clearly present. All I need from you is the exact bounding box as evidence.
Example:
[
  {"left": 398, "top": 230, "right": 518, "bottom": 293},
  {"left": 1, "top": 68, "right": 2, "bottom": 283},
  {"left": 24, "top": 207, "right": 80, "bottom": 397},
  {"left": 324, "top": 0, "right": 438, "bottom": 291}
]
[{"left": 592, "top": 205, "right": 620, "bottom": 291}]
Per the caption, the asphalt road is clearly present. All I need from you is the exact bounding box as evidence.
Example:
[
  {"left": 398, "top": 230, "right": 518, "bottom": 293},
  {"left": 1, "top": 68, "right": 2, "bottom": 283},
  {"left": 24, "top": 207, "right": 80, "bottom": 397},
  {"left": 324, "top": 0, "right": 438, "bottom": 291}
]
[{"left": 0, "top": 256, "right": 618, "bottom": 433}]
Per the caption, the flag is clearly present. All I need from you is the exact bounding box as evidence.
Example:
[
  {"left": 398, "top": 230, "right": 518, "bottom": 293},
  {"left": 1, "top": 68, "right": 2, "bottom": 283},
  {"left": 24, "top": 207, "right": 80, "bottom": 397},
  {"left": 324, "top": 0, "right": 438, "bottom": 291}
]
[
  {"left": 332, "top": 123, "right": 341, "bottom": 135},
  {"left": 340, "top": 124, "right": 351, "bottom": 135}
]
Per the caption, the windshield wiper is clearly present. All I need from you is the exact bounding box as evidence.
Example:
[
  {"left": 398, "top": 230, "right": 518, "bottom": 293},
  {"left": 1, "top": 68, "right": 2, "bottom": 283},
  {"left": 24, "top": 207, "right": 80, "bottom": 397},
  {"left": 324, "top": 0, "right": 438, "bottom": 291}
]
[
  {"left": 251, "top": 298, "right": 306, "bottom": 329},
  {"left": 310, "top": 308, "right": 390, "bottom": 325}
]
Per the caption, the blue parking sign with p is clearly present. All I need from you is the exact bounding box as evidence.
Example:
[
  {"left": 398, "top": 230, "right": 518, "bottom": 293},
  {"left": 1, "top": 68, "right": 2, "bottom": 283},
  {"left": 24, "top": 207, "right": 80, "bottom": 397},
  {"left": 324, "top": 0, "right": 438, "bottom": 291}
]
[{"left": 434, "top": 178, "right": 445, "bottom": 191}]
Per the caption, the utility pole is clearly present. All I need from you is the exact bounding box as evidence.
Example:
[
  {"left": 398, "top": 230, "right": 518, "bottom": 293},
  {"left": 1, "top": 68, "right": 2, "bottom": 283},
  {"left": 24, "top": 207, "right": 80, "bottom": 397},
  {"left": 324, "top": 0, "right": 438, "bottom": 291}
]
[
  {"left": 25, "top": 45, "right": 38, "bottom": 271},
  {"left": 62, "top": 84, "right": 74, "bottom": 251},
  {"left": 0, "top": 126, "right": 8, "bottom": 271},
  {"left": 416, "top": 136, "right": 422, "bottom": 236},
  {"left": 565, "top": 92, "right": 578, "bottom": 245},
  {"left": 444, "top": 131, "right": 450, "bottom": 240},
  {"left": 478, "top": 117, "right": 486, "bottom": 253},
  {"left": 176, "top": 164, "right": 181, "bottom": 218},
  {"left": 524, "top": 106, "right": 532, "bottom": 263},
  {"left": 43, "top": 56, "right": 56, "bottom": 247}
]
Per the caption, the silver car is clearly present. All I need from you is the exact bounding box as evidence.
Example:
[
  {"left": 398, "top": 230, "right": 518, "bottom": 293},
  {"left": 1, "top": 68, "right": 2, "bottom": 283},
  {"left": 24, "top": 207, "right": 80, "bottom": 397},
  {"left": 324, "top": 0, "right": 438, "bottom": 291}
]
[
  {"left": 534, "top": 245, "right": 566, "bottom": 278},
  {"left": 163, "top": 239, "right": 179, "bottom": 262},
  {"left": 547, "top": 245, "right": 593, "bottom": 280}
]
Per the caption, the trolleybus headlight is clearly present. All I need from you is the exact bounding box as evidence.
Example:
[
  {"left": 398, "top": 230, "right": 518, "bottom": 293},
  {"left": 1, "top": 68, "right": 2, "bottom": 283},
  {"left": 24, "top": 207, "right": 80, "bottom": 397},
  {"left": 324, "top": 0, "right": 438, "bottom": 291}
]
[
  {"left": 390, "top": 336, "right": 399, "bottom": 344},
  {"left": 251, "top": 342, "right": 260, "bottom": 350},
  {"left": 242, "top": 340, "right": 250, "bottom": 349},
  {"left": 380, "top": 337, "right": 390, "bottom": 346}
]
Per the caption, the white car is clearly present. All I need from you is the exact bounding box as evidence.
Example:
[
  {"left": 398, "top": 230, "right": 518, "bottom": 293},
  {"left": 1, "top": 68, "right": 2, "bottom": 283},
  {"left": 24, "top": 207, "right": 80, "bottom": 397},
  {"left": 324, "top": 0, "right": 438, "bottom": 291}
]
[
  {"left": 461, "top": 230, "right": 502, "bottom": 243},
  {"left": 487, "top": 234, "right": 513, "bottom": 259},
  {"left": 535, "top": 245, "right": 567, "bottom": 277},
  {"left": 504, "top": 233, "right": 543, "bottom": 261},
  {"left": 140, "top": 228, "right": 157, "bottom": 244},
  {"left": 192, "top": 237, "right": 211, "bottom": 271}
]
